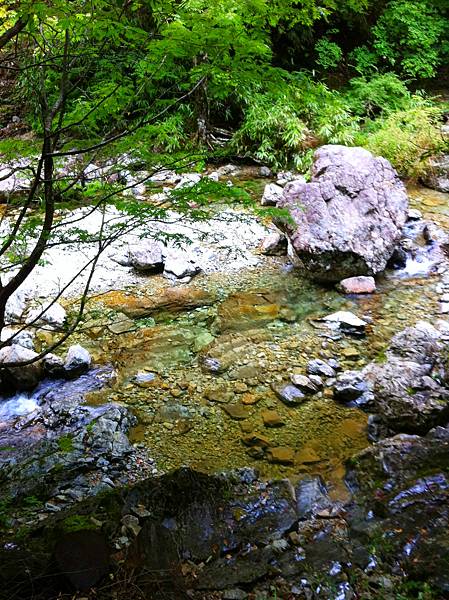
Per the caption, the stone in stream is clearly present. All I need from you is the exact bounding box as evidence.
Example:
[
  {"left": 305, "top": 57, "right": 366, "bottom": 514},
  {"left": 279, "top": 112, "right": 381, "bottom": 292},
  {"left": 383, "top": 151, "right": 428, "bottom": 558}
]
[
  {"left": 333, "top": 371, "right": 370, "bottom": 405},
  {"left": 306, "top": 359, "right": 336, "bottom": 378},
  {"left": 308, "top": 374, "right": 323, "bottom": 388},
  {"left": 341, "top": 347, "right": 360, "bottom": 360},
  {"left": 43, "top": 353, "right": 66, "bottom": 378},
  {"left": 290, "top": 373, "right": 318, "bottom": 394},
  {"left": 204, "top": 385, "right": 234, "bottom": 404},
  {"left": 271, "top": 382, "right": 306, "bottom": 406},
  {"left": 132, "top": 372, "right": 156, "bottom": 388},
  {"left": 216, "top": 291, "right": 282, "bottom": 333},
  {"left": 260, "top": 231, "right": 288, "bottom": 256},
  {"left": 338, "top": 276, "right": 376, "bottom": 295},
  {"left": 1, "top": 327, "right": 35, "bottom": 350},
  {"left": 64, "top": 344, "right": 91, "bottom": 378},
  {"left": 407, "top": 208, "right": 422, "bottom": 221},
  {"left": 241, "top": 432, "right": 271, "bottom": 448},
  {"left": 221, "top": 403, "right": 250, "bottom": 421},
  {"left": 163, "top": 249, "right": 200, "bottom": 280},
  {"left": 267, "top": 446, "right": 295, "bottom": 465},
  {"left": 174, "top": 172, "right": 202, "bottom": 189},
  {"left": 0, "top": 344, "right": 43, "bottom": 391},
  {"left": 295, "top": 476, "right": 333, "bottom": 519},
  {"left": 321, "top": 311, "right": 367, "bottom": 335},
  {"left": 276, "top": 145, "right": 408, "bottom": 281},
  {"left": 347, "top": 427, "right": 449, "bottom": 592},
  {"left": 26, "top": 302, "right": 67, "bottom": 329},
  {"left": 361, "top": 321, "right": 449, "bottom": 436},
  {"left": 261, "top": 410, "right": 285, "bottom": 428},
  {"left": 260, "top": 183, "right": 283, "bottom": 206}
]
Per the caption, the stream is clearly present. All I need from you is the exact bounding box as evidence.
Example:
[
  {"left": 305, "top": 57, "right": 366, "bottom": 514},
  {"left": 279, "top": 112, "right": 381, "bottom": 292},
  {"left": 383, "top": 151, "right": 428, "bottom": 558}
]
[{"left": 0, "top": 178, "right": 447, "bottom": 499}]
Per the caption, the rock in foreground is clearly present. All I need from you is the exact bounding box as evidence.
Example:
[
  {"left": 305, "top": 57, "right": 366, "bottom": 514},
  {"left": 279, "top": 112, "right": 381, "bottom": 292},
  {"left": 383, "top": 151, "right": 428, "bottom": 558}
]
[{"left": 277, "top": 145, "right": 408, "bottom": 281}]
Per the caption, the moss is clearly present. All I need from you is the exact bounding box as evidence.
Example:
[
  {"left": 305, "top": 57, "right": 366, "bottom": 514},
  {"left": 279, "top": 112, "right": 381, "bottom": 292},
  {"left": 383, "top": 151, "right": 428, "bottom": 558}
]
[
  {"left": 57, "top": 435, "right": 74, "bottom": 453},
  {"left": 62, "top": 514, "right": 97, "bottom": 533},
  {"left": 374, "top": 349, "right": 388, "bottom": 364}
]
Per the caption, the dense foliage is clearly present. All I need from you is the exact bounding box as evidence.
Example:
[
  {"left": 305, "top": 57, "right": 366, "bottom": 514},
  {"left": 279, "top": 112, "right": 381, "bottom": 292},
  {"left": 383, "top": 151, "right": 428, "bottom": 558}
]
[{"left": 1, "top": 0, "right": 448, "bottom": 176}]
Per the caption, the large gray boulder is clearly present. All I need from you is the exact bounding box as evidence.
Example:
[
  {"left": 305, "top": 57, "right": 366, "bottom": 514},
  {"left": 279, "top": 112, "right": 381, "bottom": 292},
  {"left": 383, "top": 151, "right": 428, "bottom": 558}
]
[{"left": 276, "top": 145, "right": 408, "bottom": 281}]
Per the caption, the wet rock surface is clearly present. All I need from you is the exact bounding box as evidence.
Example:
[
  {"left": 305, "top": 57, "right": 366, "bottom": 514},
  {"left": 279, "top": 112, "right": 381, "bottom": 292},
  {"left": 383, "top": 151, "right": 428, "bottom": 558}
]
[
  {"left": 277, "top": 145, "right": 408, "bottom": 281},
  {"left": 335, "top": 321, "right": 449, "bottom": 436},
  {"left": 0, "top": 366, "right": 142, "bottom": 508},
  {"left": 2, "top": 437, "right": 449, "bottom": 599}
]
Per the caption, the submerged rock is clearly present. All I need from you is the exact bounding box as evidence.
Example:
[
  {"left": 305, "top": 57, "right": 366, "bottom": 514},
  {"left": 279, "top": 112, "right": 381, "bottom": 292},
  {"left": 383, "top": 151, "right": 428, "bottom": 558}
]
[
  {"left": 276, "top": 145, "right": 408, "bottom": 281},
  {"left": 271, "top": 382, "right": 306, "bottom": 406},
  {"left": 99, "top": 287, "right": 215, "bottom": 318}
]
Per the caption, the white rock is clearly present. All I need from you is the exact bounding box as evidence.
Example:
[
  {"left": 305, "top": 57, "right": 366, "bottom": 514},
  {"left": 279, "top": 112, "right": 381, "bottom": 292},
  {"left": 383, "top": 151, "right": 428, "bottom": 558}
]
[
  {"left": 0, "top": 158, "right": 33, "bottom": 200},
  {"left": 43, "top": 353, "right": 65, "bottom": 377},
  {"left": 216, "top": 164, "right": 239, "bottom": 177},
  {"left": 322, "top": 311, "right": 367, "bottom": 332},
  {"left": 5, "top": 291, "right": 28, "bottom": 323},
  {"left": 174, "top": 173, "right": 202, "bottom": 189},
  {"left": 407, "top": 208, "right": 422, "bottom": 221},
  {"left": 149, "top": 169, "right": 180, "bottom": 184},
  {"left": 1, "top": 327, "right": 35, "bottom": 350},
  {"left": 276, "top": 171, "right": 306, "bottom": 187},
  {"left": 64, "top": 344, "right": 91, "bottom": 377},
  {"left": 260, "top": 231, "right": 287, "bottom": 255},
  {"left": 26, "top": 302, "right": 67, "bottom": 329},
  {"left": 261, "top": 183, "right": 284, "bottom": 206},
  {"left": 0, "top": 344, "right": 43, "bottom": 390},
  {"left": 128, "top": 241, "right": 164, "bottom": 272},
  {"left": 259, "top": 166, "right": 272, "bottom": 177},
  {"left": 163, "top": 250, "right": 200, "bottom": 280}
]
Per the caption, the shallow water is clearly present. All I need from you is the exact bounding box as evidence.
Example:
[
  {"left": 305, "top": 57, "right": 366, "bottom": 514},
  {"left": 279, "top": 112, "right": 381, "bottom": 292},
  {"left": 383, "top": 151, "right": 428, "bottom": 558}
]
[
  {"left": 5, "top": 182, "right": 448, "bottom": 494},
  {"left": 78, "top": 215, "right": 442, "bottom": 488}
]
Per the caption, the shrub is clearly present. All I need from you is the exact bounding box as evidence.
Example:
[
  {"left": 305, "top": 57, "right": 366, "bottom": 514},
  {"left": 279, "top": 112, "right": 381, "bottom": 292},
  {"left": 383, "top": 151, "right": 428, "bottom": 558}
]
[
  {"left": 360, "top": 101, "right": 445, "bottom": 178},
  {"left": 346, "top": 73, "right": 412, "bottom": 117},
  {"left": 233, "top": 74, "right": 358, "bottom": 169}
]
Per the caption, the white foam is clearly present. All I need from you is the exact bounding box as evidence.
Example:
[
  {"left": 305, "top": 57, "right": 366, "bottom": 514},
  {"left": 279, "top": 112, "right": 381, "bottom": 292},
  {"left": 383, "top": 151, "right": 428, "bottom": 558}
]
[{"left": 0, "top": 394, "right": 39, "bottom": 420}]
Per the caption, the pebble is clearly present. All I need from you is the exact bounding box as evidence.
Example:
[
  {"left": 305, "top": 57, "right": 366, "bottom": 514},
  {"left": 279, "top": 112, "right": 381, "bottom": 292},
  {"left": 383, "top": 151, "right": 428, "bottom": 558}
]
[
  {"left": 267, "top": 446, "right": 295, "bottom": 465},
  {"left": 261, "top": 410, "right": 285, "bottom": 428}
]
